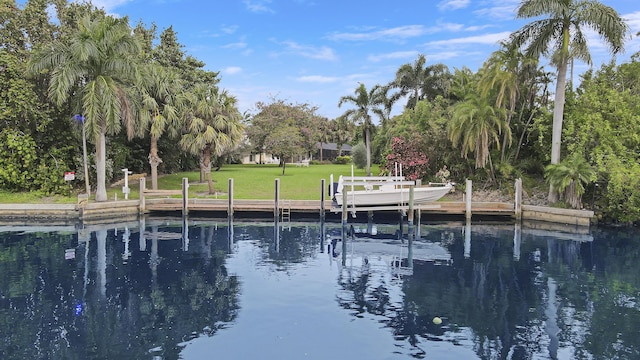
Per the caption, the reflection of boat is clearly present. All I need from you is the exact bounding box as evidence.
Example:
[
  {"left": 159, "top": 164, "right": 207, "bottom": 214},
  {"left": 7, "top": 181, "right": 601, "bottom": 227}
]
[
  {"left": 333, "top": 176, "right": 453, "bottom": 207},
  {"left": 345, "top": 237, "right": 451, "bottom": 263}
]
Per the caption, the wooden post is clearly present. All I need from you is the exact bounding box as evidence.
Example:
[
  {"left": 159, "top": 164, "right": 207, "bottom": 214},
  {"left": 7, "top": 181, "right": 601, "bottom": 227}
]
[
  {"left": 182, "top": 177, "right": 189, "bottom": 217},
  {"left": 408, "top": 185, "right": 415, "bottom": 231},
  {"left": 228, "top": 178, "right": 234, "bottom": 218},
  {"left": 515, "top": 178, "right": 522, "bottom": 221},
  {"left": 466, "top": 179, "right": 472, "bottom": 220},
  {"left": 341, "top": 187, "right": 348, "bottom": 266},
  {"left": 139, "top": 177, "right": 146, "bottom": 214},
  {"left": 274, "top": 178, "right": 280, "bottom": 219},
  {"left": 320, "top": 178, "right": 326, "bottom": 219},
  {"left": 341, "top": 186, "right": 348, "bottom": 240},
  {"left": 329, "top": 174, "right": 334, "bottom": 198}
]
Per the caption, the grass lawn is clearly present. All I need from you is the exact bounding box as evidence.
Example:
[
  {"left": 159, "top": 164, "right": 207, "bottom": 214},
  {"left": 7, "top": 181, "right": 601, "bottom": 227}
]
[
  {"left": 178, "top": 163, "right": 379, "bottom": 200},
  {"left": 0, "top": 164, "right": 379, "bottom": 203}
]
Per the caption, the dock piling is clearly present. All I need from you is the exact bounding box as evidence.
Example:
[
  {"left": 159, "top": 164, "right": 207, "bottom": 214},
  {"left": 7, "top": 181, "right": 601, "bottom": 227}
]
[
  {"left": 228, "top": 178, "right": 234, "bottom": 218},
  {"left": 182, "top": 177, "right": 189, "bottom": 216},
  {"left": 275, "top": 178, "right": 280, "bottom": 219},
  {"left": 466, "top": 179, "right": 472, "bottom": 220}
]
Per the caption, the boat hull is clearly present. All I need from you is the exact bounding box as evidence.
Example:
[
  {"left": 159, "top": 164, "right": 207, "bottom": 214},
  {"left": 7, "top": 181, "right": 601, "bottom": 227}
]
[{"left": 334, "top": 184, "right": 452, "bottom": 207}]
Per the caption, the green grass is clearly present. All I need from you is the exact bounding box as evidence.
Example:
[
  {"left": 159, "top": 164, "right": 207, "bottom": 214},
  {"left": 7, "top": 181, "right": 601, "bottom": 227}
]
[
  {"left": 0, "top": 164, "right": 379, "bottom": 203},
  {"left": 0, "top": 190, "right": 78, "bottom": 204}
]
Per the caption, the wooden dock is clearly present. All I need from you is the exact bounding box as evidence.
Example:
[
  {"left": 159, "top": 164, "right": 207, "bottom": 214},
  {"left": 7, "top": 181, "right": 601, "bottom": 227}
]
[{"left": 144, "top": 198, "right": 516, "bottom": 217}]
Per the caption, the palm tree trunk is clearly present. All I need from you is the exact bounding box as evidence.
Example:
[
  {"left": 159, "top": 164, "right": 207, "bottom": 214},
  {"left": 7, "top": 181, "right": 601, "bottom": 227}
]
[
  {"left": 202, "top": 149, "right": 214, "bottom": 194},
  {"left": 365, "top": 126, "right": 371, "bottom": 176},
  {"left": 549, "top": 61, "right": 569, "bottom": 202},
  {"left": 95, "top": 131, "right": 107, "bottom": 202},
  {"left": 149, "top": 134, "right": 162, "bottom": 190}
]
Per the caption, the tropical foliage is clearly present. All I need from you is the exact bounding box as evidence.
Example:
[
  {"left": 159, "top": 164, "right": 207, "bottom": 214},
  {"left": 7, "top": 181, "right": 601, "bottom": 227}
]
[{"left": 2, "top": 0, "right": 639, "bottom": 223}]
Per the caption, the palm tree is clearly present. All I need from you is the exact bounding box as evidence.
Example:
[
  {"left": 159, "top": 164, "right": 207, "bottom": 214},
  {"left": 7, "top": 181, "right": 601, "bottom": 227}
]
[
  {"left": 28, "top": 15, "right": 140, "bottom": 202},
  {"left": 393, "top": 54, "right": 451, "bottom": 109},
  {"left": 448, "top": 93, "right": 509, "bottom": 183},
  {"left": 510, "top": 0, "right": 628, "bottom": 201},
  {"left": 137, "top": 64, "right": 182, "bottom": 190},
  {"left": 338, "top": 83, "right": 385, "bottom": 176},
  {"left": 545, "top": 155, "right": 594, "bottom": 209},
  {"left": 180, "top": 84, "right": 244, "bottom": 194},
  {"left": 479, "top": 41, "right": 536, "bottom": 162}
]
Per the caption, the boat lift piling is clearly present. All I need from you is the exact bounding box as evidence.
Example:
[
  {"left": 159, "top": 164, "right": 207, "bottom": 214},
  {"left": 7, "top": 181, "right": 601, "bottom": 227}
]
[
  {"left": 320, "top": 179, "right": 326, "bottom": 220},
  {"left": 228, "top": 178, "right": 234, "bottom": 218}
]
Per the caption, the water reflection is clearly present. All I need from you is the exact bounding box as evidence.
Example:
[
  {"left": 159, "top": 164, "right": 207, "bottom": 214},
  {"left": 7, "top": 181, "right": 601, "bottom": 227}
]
[{"left": 0, "top": 218, "right": 638, "bottom": 359}]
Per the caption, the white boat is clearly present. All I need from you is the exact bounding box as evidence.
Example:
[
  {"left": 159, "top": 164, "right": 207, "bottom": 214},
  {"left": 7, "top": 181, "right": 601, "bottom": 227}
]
[{"left": 333, "top": 175, "right": 453, "bottom": 207}]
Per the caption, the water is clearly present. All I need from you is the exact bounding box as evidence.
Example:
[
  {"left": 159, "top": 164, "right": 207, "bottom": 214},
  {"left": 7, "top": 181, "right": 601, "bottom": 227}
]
[{"left": 1, "top": 217, "right": 639, "bottom": 360}]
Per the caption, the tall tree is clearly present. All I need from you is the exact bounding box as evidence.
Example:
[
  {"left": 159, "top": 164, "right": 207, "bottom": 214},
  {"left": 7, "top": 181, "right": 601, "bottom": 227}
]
[
  {"left": 180, "top": 84, "right": 244, "bottom": 194},
  {"left": 479, "top": 41, "right": 536, "bottom": 162},
  {"left": 338, "top": 83, "right": 385, "bottom": 176},
  {"left": 510, "top": 0, "right": 628, "bottom": 201},
  {"left": 28, "top": 15, "right": 141, "bottom": 201},
  {"left": 137, "top": 64, "right": 182, "bottom": 190},
  {"left": 448, "top": 93, "right": 509, "bottom": 183},
  {"left": 393, "top": 54, "right": 450, "bottom": 109}
]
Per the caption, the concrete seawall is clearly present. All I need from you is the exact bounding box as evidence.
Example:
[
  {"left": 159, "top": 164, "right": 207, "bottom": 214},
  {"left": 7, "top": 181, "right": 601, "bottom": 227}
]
[{"left": 0, "top": 199, "right": 595, "bottom": 228}]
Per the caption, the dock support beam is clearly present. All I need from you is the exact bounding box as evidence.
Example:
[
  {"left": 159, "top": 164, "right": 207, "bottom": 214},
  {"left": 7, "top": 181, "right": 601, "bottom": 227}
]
[
  {"left": 320, "top": 179, "right": 326, "bottom": 219},
  {"left": 466, "top": 179, "right": 472, "bottom": 220},
  {"left": 275, "top": 178, "right": 280, "bottom": 219},
  {"left": 515, "top": 178, "right": 522, "bottom": 221},
  {"left": 407, "top": 185, "right": 415, "bottom": 237},
  {"left": 228, "top": 178, "right": 234, "bottom": 218},
  {"left": 182, "top": 177, "right": 189, "bottom": 217},
  {"left": 139, "top": 177, "right": 146, "bottom": 214}
]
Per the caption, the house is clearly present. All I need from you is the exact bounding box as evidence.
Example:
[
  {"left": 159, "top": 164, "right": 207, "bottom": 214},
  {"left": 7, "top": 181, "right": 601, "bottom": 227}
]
[
  {"left": 313, "top": 142, "right": 352, "bottom": 162},
  {"left": 241, "top": 152, "right": 279, "bottom": 164}
]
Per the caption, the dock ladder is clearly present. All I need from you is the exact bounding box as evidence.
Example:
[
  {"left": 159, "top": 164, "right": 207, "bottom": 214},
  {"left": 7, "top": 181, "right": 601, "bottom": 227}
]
[{"left": 280, "top": 200, "right": 291, "bottom": 223}]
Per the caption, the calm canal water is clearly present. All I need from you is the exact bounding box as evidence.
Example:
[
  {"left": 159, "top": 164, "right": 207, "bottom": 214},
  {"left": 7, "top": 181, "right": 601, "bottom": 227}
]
[{"left": 0, "top": 217, "right": 639, "bottom": 360}]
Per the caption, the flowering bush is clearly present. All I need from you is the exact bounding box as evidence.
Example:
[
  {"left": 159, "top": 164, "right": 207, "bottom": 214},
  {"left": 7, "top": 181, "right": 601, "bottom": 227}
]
[{"left": 384, "top": 136, "right": 430, "bottom": 181}]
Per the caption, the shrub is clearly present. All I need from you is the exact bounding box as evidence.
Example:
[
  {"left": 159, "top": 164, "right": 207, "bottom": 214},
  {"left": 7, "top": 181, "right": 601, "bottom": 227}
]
[
  {"left": 333, "top": 156, "right": 352, "bottom": 165},
  {"left": 351, "top": 142, "right": 367, "bottom": 169}
]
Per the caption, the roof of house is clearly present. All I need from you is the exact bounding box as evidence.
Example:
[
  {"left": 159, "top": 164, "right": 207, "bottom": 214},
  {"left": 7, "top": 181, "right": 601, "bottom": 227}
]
[{"left": 315, "top": 142, "right": 352, "bottom": 151}]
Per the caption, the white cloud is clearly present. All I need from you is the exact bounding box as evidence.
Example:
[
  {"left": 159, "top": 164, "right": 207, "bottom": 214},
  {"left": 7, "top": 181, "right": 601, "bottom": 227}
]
[
  {"left": 426, "top": 31, "right": 512, "bottom": 46},
  {"left": 296, "top": 75, "right": 340, "bottom": 83},
  {"left": 224, "top": 67, "right": 242, "bottom": 75},
  {"left": 368, "top": 51, "right": 419, "bottom": 62},
  {"left": 280, "top": 41, "right": 338, "bottom": 61},
  {"left": 244, "top": 0, "right": 275, "bottom": 13},
  {"left": 85, "top": 0, "right": 132, "bottom": 12},
  {"left": 221, "top": 25, "right": 239, "bottom": 35},
  {"left": 438, "top": 0, "right": 470, "bottom": 11},
  {"left": 328, "top": 25, "right": 428, "bottom": 41},
  {"left": 223, "top": 42, "right": 248, "bottom": 50}
]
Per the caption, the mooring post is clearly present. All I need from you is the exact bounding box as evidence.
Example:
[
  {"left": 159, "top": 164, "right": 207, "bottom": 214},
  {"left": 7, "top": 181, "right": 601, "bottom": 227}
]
[
  {"left": 515, "top": 178, "right": 522, "bottom": 221},
  {"left": 275, "top": 178, "right": 280, "bottom": 219},
  {"left": 329, "top": 174, "right": 334, "bottom": 199},
  {"left": 320, "top": 178, "right": 326, "bottom": 219},
  {"left": 228, "top": 178, "right": 234, "bottom": 218},
  {"left": 182, "top": 177, "right": 189, "bottom": 217},
  {"left": 341, "top": 186, "right": 348, "bottom": 235},
  {"left": 139, "top": 177, "right": 146, "bottom": 214},
  {"left": 408, "top": 185, "right": 415, "bottom": 235},
  {"left": 466, "top": 179, "right": 472, "bottom": 220}
]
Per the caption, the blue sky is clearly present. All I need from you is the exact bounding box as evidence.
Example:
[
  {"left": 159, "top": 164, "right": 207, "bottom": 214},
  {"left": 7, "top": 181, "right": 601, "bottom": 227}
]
[{"left": 56, "top": 1, "right": 640, "bottom": 118}]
